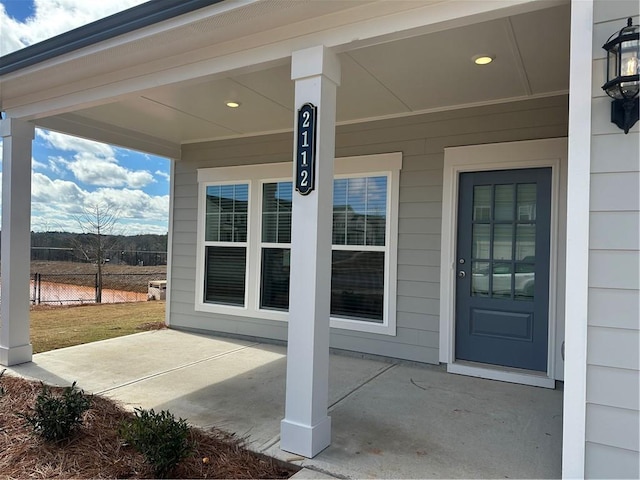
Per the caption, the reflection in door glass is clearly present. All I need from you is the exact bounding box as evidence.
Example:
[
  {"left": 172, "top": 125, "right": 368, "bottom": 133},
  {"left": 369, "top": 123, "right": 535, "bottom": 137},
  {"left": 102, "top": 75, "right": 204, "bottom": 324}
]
[
  {"left": 517, "top": 184, "right": 537, "bottom": 220},
  {"left": 516, "top": 224, "right": 536, "bottom": 261},
  {"left": 473, "top": 185, "right": 491, "bottom": 221},
  {"left": 493, "top": 224, "right": 513, "bottom": 260},
  {"left": 492, "top": 262, "right": 512, "bottom": 299},
  {"left": 494, "top": 184, "right": 514, "bottom": 221},
  {"left": 471, "top": 261, "right": 490, "bottom": 297},
  {"left": 515, "top": 263, "right": 535, "bottom": 301},
  {"left": 472, "top": 224, "right": 490, "bottom": 259}
]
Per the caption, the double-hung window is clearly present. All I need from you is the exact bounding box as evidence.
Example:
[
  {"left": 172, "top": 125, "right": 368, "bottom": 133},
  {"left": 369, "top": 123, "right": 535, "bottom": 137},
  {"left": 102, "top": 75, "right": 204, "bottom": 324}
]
[
  {"left": 196, "top": 153, "right": 401, "bottom": 335},
  {"left": 203, "top": 184, "right": 248, "bottom": 307},
  {"left": 260, "top": 181, "right": 292, "bottom": 311},
  {"left": 331, "top": 176, "right": 387, "bottom": 322}
]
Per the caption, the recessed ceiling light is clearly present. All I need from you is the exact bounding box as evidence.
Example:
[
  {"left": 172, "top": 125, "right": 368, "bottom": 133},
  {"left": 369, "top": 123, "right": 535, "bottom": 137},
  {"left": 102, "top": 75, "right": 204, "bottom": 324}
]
[
  {"left": 472, "top": 54, "right": 495, "bottom": 65},
  {"left": 226, "top": 101, "right": 241, "bottom": 108}
]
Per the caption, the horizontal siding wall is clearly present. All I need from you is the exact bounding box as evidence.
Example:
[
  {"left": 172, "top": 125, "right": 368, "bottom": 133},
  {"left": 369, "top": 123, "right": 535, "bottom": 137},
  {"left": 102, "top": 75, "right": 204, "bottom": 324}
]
[
  {"left": 585, "top": 3, "right": 640, "bottom": 478},
  {"left": 169, "top": 95, "right": 568, "bottom": 364}
]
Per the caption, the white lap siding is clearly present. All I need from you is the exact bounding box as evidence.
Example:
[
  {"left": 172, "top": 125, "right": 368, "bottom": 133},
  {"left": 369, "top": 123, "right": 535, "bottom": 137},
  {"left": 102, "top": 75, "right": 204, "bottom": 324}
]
[
  {"left": 584, "top": 3, "right": 640, "bottom": 478},
  {"left": 168, "top": 95, "right": 568, "bottom": 364}
]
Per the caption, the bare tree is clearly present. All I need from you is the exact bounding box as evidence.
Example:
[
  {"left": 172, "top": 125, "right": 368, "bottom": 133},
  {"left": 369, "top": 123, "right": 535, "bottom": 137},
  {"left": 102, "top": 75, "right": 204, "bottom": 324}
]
[{"left": 72, "top": 202, "right": 121, "bottom": 303}]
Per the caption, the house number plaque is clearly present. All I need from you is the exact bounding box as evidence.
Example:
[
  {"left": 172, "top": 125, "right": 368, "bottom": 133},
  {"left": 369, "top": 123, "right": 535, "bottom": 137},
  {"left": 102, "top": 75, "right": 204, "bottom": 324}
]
[{"left": 295, "top": 103, "right": 317, "bottom": 195}]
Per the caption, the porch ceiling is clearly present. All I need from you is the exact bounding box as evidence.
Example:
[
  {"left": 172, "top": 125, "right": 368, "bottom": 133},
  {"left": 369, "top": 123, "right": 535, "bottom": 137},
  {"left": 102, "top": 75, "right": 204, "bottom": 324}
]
[{"left": 14, "top": 2, "right": 570, "bottom": 157}]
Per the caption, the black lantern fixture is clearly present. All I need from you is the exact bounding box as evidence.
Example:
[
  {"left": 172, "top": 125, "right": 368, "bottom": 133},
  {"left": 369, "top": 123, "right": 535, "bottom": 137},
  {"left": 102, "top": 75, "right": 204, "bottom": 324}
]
[{"left": 602, "top": 17, "right": 639, "bottom": 134}]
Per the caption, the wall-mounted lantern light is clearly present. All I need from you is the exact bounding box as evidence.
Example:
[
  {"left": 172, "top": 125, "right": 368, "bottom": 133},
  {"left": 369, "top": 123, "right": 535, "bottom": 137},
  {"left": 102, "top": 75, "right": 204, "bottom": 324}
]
[{"left": 602, "top": 17, "right": 639, "bottom": 134}]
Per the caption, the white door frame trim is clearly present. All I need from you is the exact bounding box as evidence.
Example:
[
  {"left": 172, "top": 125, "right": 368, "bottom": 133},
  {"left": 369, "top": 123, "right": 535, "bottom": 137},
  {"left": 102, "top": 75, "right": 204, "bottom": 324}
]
[{"left": 439, "top": 137, "right": 567, "bottom": 389}]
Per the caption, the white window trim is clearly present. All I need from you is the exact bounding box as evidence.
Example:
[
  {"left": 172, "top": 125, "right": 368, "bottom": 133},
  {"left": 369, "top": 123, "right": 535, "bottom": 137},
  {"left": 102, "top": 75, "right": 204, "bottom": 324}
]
[{"left": 196, "top": 152, "right": 402, "bottom": 335}]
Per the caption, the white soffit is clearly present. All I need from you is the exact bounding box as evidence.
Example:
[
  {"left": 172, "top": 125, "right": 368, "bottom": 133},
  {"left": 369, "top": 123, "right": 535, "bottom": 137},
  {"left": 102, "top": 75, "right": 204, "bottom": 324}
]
[{"left": 7, "top": 1, "right": 570, "bottom": 152}]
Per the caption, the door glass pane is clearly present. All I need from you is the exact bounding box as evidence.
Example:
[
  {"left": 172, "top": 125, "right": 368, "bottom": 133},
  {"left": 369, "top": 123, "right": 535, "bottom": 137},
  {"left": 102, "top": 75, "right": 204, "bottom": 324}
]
[
  {"left": 493, "top": 224, "right": 513, "bottom": 260},
  {"left": 473, "top": 185, "right": 491, "bottom": 221},
  {"left": 494, "top": 184, "right": 514, "bottom": 221},
  {"left": 516, "top": 224, "right": 536, "bottom": 261},
  {"left": 471, "top": 261, "right": 490, "bottom": 297},
  {"left": 515, "top": 263, "right": 535, "bottom": 301},
  {"left": 492, "top": 262, "right": 512, "bottom": 298},
  {"left": 472, "top": 224, "right": 490, "bottom": 259},
  {"left": 517, "top": 184, "right": 537, "bottom": 221}
]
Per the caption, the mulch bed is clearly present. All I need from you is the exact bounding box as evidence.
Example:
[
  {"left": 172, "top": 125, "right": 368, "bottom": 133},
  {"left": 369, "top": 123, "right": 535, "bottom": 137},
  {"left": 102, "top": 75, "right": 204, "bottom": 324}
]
[{"left": 0, "top": 374, "right": 298, "bottom": 479}]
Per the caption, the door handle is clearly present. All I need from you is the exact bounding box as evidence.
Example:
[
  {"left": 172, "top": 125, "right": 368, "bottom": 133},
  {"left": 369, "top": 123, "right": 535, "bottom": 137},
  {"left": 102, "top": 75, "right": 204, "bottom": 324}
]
[{"left": 458, "top": 271, "right": 466, "bottom": 278}]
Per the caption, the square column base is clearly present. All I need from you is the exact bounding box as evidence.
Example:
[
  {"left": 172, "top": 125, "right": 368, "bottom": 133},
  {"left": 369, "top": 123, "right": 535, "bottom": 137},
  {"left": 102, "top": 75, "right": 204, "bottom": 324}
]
[
  {"left": 0, "top": 344, "right": 32, "bottom": 366},
  {"left": 280, "top": 416, "right": 331, "bottom": 458}
]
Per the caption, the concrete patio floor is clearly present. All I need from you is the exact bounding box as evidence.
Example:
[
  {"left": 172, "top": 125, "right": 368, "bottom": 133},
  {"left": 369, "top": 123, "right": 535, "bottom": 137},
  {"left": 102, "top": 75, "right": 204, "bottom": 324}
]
[{"left": 5, "top": 329, "right": 563, "bottom": 479}]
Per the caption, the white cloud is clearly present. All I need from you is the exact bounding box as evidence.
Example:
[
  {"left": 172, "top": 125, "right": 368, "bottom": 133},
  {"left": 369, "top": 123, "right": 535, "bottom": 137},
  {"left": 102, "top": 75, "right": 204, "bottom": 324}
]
[
  {"left": 29, "top": 171, "right": 168, "bottom": 233},
  {"left": 32, "top": 172, "right": 87, "bottom": 208},
  {"left": 87, "top": 188, "right": 168, "bottom": 221},
  {"left": 36, "top": 130, "right": 156, "bottom": 188},
  {"left": 155, "top": 170, "right": 170, "bottom": 181},
  {"left": 1, "top": 0, "right": 149, "bottom": 55},
  {"left": 37, "top": 130, "right": 115, "bottom": 159},
  {"left": 68, "top": 153, "right": 155, "bottom": 188}
]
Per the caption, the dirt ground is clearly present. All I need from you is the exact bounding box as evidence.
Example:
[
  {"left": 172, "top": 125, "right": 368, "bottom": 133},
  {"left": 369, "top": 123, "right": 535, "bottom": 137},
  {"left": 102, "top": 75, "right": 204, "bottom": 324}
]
[
  {"left": 29, "top": 261, "right": 167, "bottom": 294},
  {"left": 30, "top": 261, "right": 166, "bottom": 277}
]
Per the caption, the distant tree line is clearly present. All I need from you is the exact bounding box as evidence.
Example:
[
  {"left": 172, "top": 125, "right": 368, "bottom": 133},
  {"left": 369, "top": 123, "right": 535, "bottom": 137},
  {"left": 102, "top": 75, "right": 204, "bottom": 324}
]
[{"left": 0, "top": 231, "right": 168, "bottom": 266}]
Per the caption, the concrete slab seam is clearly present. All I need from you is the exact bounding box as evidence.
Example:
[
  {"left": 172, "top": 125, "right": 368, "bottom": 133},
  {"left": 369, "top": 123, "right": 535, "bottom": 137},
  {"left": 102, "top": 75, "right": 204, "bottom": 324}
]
[
  {"left": 328, "top": 363, "right": 398, "bottom": 411},
  {"left": 94, "top": 342, "right": 262, "bottom": 395},
  {"left": 290, "top": 465, "right": 348, "bottom": 479},
  {"left": 257, "top": 435, "right": 282, "bottom": 453}
]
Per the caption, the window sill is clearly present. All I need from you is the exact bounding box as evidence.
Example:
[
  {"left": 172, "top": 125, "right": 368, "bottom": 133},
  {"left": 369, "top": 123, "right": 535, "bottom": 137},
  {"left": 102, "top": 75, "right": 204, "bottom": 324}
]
[{"left": 194, "top": 301, "right": 396, "bottom": 335}]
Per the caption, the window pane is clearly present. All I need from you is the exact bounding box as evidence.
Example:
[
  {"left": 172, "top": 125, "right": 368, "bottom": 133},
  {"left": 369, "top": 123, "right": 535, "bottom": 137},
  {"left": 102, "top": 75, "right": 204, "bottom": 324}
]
[
  {"left": 205, "top": 214, "right": 220, "bottom": 242},
  {"left": 492, "top": 262, "right": 512, "bottom": 299},
  {"left": 333, "top": 176, "right": 387, "bottom": 246},
  {"left": 472, "top": 224, "right": 490, "bottom": 259},
  {"left": 493, "top": 224, "right": 513, "bottom": 260},
  {"left": 260, "top": 248, "right": 290, "bottom": 311},
  {"left": 204, "top": 246, "right": 246, "bottom": 306},
  {"left": 278, "top": 213, "right": 291, "bottom": 243},
  {"left": 517, "top": 184, "right": 536, "bottom": 221},
  {"left": 333, "top": 178, "right": 348, "bottom": 242},
  {"left": 494, "top": 184, "right": 514, "bottom": 221},
  {"left": 262, "top": 182, "right": 292, "bottom": 244},
  {"left": 473, "top": 185, "right": 491, "bottom": 221},
  {"left": 366, "top": 177, "right": 387, "bottom": 246},
  {"left": 471, "top": 261, "right": 490, "bottom": 297},
  {"left": 331, "top": 251, "right": 384, "bottom": 322},
  {"left": 516, "top": 224, "right": 536, "bottom": 261},
  {"left": 234, "top": 213, "right": 247, "bottom": 242},
  {"left": 262, "top": 213, "right": 278, "bottom": 243},
  {"left": 515, "top": 263, "right": 535, "bottom": 301},
  {"left": 206, "top": 183, "right": 248, "bottom": 242}
]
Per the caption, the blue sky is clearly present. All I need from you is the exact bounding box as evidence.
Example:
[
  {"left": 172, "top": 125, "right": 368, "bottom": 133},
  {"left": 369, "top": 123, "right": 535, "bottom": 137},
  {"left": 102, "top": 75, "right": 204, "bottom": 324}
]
[{"left": 1, "top": 0, "right": 170, "bottom": 235}]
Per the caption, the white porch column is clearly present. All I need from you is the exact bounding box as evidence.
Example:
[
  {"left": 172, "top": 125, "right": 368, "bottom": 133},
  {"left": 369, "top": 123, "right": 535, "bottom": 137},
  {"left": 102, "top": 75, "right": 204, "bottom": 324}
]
[
  {"left": 0, "top": 117, "right": 34, "bottom": 366},
  {"left": 280, "top": 45, "right": 340, "bottom": 458}
]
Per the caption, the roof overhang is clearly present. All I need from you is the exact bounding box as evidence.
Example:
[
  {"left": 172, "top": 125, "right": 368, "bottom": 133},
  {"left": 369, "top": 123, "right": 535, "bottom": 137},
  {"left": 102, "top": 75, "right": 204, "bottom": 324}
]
[{"left": 0, "top": 0, "right": 570, "bottom": 158}]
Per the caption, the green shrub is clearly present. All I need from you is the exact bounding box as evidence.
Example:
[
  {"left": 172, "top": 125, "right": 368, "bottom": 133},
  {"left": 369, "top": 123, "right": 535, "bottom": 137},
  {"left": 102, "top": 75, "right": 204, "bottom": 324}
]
[
  {"left": 22, "top": 381, "right": 91, "bottom": 442},
  {"left": 0, "top": 369, "right": 6, "bottom": 397},
  {"left": 119, "top": 408, "right": 193, "bottom": 478}
]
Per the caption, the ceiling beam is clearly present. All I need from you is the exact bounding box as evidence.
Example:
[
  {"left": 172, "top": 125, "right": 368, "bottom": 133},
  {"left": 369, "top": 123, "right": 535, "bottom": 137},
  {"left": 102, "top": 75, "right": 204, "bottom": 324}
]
[{"left": 35, "top": 113, "right": 181, "bottom": 159}]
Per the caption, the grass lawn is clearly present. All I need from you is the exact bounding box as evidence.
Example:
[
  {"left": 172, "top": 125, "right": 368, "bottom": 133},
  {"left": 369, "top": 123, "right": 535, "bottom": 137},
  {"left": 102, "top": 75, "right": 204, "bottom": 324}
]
[{"left": 30, "top": 301, "right": 166, "bottom": 353}]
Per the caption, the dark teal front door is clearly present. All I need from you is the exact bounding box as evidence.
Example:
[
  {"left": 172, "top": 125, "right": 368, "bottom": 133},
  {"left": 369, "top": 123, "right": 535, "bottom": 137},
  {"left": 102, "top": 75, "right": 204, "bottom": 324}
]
[{"left": 455, "top": 168, "right": 551, "bottom": 372}]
